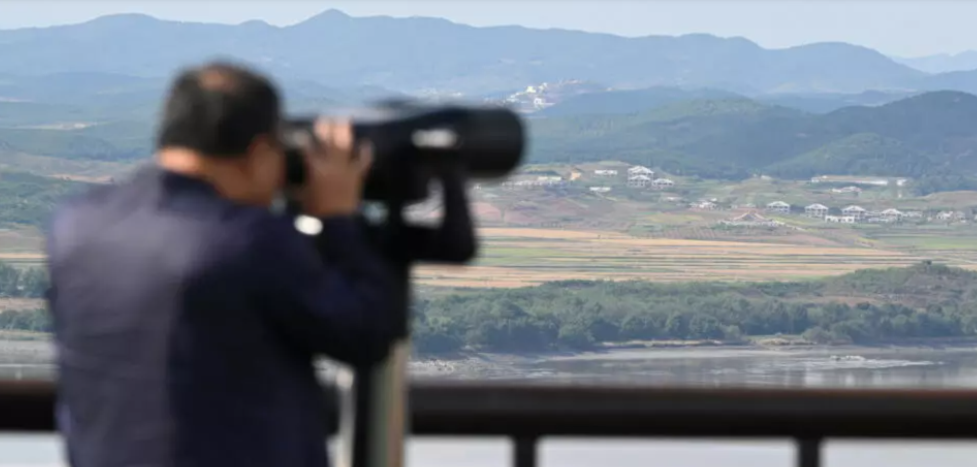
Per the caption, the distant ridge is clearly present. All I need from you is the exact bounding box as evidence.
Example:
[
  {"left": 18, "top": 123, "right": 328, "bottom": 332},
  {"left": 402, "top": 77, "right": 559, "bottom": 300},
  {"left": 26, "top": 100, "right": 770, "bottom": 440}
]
[{"left": 0, "top": 9, "right": 955, "bottom": 96}]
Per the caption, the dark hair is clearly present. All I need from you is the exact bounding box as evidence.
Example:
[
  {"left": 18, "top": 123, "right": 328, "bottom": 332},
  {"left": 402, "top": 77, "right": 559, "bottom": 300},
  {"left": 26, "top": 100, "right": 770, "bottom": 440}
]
[{"left": 155, "top": 61, "right": 281, "bottom": 158}]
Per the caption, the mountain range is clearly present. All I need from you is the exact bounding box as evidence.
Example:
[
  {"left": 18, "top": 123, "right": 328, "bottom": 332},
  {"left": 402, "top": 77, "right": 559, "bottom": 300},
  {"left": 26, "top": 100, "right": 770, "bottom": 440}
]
[
  {"left": 2, "top": 10, "right": 977, "bottom": 97},
  {"left": 2, "top": 10, "right": 977, "bottom": 192}
]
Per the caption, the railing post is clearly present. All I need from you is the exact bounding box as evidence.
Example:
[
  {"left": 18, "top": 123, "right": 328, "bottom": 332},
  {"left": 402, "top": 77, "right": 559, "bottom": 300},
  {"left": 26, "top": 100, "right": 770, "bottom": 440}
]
[
  {"left": 513, "top": 436, "right": 538, "bottom": 467},
  {"left": 796, "top": 438, "right": 821, "bottom": 467}
]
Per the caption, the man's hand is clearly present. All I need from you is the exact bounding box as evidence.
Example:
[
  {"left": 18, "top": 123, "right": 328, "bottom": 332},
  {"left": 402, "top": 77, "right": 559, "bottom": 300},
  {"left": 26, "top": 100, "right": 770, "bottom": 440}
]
[{"left": 299, "top": 119, "right": 373, "bottom": 217}]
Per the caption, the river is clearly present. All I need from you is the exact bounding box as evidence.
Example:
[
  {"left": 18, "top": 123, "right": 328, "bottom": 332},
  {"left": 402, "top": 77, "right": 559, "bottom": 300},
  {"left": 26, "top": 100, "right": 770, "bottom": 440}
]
[{"left": 4, "top": 346, "right": 977, "bottom": 466}]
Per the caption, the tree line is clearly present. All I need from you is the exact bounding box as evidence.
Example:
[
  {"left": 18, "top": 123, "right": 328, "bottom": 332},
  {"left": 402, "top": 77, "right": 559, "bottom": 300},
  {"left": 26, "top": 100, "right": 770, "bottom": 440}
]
[
  {"left": 0, "top": 262, "right": 47, "bottom": 298},
  {"left": 412, "top": 262, "right": 977, "bottom": 354},
  {"left": 0, "top": 261, "right": 49, "bottom": 332},
  {"left": 3, "top": 261, "right": 977, "bottom": 354}
]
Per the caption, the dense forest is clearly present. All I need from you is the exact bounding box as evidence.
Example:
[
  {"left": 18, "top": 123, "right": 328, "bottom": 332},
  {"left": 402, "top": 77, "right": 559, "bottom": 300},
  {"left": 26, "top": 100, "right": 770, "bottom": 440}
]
[
  {"left": 412, "top": 262, "right": 977, "bottom": 354},
  {"left": 5, "top": 262, "right": 977, "bottom": 356}
]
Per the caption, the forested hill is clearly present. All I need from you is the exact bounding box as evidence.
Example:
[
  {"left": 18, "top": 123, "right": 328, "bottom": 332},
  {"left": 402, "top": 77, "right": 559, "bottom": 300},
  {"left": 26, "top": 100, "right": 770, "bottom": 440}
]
[
  {"left": 413, "top": 262, "right": 977, "bottom": 354},
  {"left": 529, "top": 90, "right": 977, "bottom": 183},
  {"left": 536, "top": 87, "right": 918, "bottom": 117}
]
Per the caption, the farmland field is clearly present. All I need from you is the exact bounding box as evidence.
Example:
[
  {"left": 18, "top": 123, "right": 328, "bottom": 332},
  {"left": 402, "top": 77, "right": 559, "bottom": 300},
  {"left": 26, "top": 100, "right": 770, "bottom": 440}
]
[
  {"left": 415, "top": 227, "right": 977, "bottom": 288},
  {"left": 3, "top": 220, "right": 976, "bottom": 289},
  {"left": 0, "top": 229, "right": 44, "bottom": 267}
]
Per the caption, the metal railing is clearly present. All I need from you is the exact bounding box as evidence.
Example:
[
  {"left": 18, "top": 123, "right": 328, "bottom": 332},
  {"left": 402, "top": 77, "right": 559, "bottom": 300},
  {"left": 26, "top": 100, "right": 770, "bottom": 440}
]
[{"left": 0, "top": 380, "right": 974, "bottom": 467}]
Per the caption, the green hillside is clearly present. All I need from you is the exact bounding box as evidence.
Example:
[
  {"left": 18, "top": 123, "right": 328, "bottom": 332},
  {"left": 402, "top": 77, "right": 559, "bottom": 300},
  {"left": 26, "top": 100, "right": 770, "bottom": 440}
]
[
  {"left": 3, "top": 88, "right": 977, "bottom": 189},
  {"left": 536, "top": 87, "right": 917, "bottom": 117},
  {"left": 769, "top": 133, "right": 925, "bottom": 178},
  {"left": 0, "top": 171, "right": 91, "bottom": 228},
  {"left": 529, "top": 90, "right": 977, "bottom": 183},
  {"left": 535, "top": 87, "right": 742, "bottom": 117}
]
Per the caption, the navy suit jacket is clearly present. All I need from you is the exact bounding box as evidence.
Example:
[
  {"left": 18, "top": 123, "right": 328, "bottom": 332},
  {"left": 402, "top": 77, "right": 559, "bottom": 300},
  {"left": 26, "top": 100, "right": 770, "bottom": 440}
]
[{"left": 45, "top": 166, "right": 396, "bottom": 467}]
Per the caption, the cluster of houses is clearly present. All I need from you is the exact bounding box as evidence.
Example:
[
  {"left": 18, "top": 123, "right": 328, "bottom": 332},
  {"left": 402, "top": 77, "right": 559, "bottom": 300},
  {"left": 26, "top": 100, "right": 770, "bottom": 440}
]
[
  {"left": 490, "top": 167, "right": 972, "bottom": 227},
  {"left": 589, "top": 166, "right": 676, "bottom": 193},
  {"left": 498, "top": 165, "right": 678, "bottom": 194},
  {"left": 688, "top": 198, "right": 973, "bottom": 226},
  {"left": 724, "top": 201, "right": 970, "bottom": 225}
]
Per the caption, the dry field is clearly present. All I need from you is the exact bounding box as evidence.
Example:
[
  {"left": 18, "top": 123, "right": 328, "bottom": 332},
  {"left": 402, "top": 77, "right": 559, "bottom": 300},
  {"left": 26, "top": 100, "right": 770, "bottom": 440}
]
[
  {"left": 0, "top": 229, "right": 44, "bottom": 267},
  {"left": 415, "top": 227, "right": 970, "bottom": 288},
  {"left": 1, "top": 223, "right": 973, "bottom": 289},
  {"left": 0, "top": 298, "right": 44, "bottom": 311},
  {"left": 0, "top": 252, "right": 45, "bottom": 268}
]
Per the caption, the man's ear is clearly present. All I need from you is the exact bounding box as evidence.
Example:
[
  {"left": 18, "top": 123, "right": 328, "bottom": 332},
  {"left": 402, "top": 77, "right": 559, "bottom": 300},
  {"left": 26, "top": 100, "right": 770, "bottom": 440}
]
[{"left": 246, "top": 134, "right": 275, "bottom": 156}]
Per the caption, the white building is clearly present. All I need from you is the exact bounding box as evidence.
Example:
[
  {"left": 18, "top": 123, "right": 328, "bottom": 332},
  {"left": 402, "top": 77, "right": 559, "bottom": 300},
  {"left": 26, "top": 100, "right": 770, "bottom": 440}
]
[
  {"left": 720, "top": 211, "right": 782, "bottom": 227},
  {"left": 936, "top": 211, "right": 965, "bottom": 222},
  {"left": 880, "top": 208, "right": 904, "bottom": 222},
  {"left": 628, "top": 166, "right": 654, "bottom": 176},
  {"left": 841, "top": 205, "right": 866, "bottom": 220},
  {"left": 766, "top": 201, "right": 791, "bottom": 214},
  {"left": 627, "top": 175, "right": 652, "bottom": 188},
  {"left": 651, "top": 178, "right": 675, "bottom": 190},
  {"left": 594, "top": 169, "right": 618, "bottom": 176},
  {"left": 535, "top": 176, "right": 564, "bottom": 186},
  {"left": 804, "top": 203, "right": 829, "bottom": 218}
]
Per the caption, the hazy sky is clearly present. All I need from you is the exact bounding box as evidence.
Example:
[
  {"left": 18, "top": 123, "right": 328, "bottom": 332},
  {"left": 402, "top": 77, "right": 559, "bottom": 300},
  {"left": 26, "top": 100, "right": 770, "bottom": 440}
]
[{"left": 1, "top": 1, "right": 974, "bottom": 57}]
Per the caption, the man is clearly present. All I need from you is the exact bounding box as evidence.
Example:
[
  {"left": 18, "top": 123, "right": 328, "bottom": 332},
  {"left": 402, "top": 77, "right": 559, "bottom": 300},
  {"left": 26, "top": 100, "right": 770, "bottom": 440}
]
[{"left": 45, "top": 61, "right": 397, "bottom": 467}]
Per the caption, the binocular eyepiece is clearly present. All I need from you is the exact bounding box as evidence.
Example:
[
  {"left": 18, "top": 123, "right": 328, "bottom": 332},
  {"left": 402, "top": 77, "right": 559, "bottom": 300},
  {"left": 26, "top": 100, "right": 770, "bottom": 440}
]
[{"left": 281, "top": 100, "right": 526, "bottom": 203}]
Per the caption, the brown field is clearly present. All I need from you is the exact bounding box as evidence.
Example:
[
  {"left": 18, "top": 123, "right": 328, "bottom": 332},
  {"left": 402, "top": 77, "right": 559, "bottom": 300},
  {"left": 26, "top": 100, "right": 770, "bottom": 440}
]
[
  {"left": 1, "top": 221, "right": 973, "bottom": 289},
  {"left": 0, "top": 298, "right": 44, "bottom": 311},
  {"left": 415, "top": 227, "right": 971, "bottom": 288},
  {"left": 479, "top": 227, "right": 633, "bottom": 239},
  {"left": 0, "top": 251, "right": 45, "bottom": 268},
  {"left": 0, "top": 253, "right": 44, "bottom": 259}
]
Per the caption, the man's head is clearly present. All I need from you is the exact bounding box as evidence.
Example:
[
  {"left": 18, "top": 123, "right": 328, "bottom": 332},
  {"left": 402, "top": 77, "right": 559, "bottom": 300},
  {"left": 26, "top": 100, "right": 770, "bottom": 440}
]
[{"left": 155, "top": 61, "right": 284, "bottom": 206}]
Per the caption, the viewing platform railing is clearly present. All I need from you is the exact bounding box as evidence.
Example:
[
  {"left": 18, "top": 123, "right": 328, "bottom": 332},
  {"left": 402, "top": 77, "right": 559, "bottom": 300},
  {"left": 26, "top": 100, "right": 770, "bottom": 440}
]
[{"left": 0, "top": 381, "right": 974, "bottom": 467}]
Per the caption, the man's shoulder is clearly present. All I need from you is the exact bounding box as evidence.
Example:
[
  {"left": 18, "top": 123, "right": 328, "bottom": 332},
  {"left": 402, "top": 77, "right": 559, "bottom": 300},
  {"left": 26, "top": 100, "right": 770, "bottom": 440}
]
[
  {"left": 47, "top": 170, "right": 287, "bottom": 253},
  {"left": 52, "top": 168, "right": 151, "bottom": 217},
  {"left": 49, "top": 182, "right": 122, "bottom": 233},
  {"left": 59, "top": 181, "right": 117, "bottom": 210}
]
